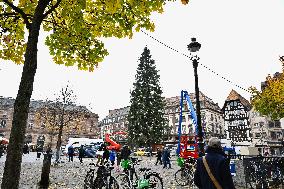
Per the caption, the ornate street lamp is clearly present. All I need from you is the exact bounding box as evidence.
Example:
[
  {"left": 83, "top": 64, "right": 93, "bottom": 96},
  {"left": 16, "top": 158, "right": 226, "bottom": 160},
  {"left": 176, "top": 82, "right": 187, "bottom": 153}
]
[{"left": 187, "top": 38, "right": 204, "bottom": 156}]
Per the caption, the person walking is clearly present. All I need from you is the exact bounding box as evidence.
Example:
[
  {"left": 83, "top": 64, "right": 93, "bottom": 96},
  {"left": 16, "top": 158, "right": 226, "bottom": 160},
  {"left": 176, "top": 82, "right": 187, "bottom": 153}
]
[
  {"left": 155, "top": 147, "right": 162, "bottom": 165},
  {"left": 121, "top": 145, "right": 131, "bottom": 160},
  {"left": 194, "top": 137, "right": 235, "bottom": 189},
  {"left": 102, "top": 146, "right": 110, "bottom": 165},
  {"left": 36, "top": 145, "right": 43, "bottom": 160},
  {"left": 96, "top": 143, "right": 105, "bottom": 166},
  {"left": 68, "top": 144, "right": 74, "bottom": 162},
  {"left": 78, "top": 145, "right": 85, "bottom": 163},
  {"left": 109, "top": 149, "right": 116, "bottom": 166},
  {"left": 0, "top": 143, "right": 4, "bottom": 158},
  {"left": 162, "top": 147, "right": 171, "bottom": 169}
]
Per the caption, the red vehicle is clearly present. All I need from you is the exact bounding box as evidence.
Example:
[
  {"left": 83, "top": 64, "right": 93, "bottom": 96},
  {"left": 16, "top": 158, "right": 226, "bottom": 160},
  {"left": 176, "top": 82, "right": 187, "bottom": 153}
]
[
  {"left": 179, "top": 135, "right": 199, "bottom": 159},
  {"left": 105, "top": 131, "right": 127, "bottom": 151}
]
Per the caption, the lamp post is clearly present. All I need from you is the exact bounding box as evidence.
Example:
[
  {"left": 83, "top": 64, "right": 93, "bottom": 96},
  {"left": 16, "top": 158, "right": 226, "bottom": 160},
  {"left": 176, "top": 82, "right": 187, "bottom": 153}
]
[{"left": 187, "top": 38, "right": 204, "bottom": 156}]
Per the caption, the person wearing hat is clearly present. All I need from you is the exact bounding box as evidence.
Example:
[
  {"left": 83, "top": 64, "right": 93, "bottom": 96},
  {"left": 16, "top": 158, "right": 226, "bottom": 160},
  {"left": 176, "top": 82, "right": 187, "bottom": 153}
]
[{"left": 194, "top": 137, "right": 235, "bottom": 189}]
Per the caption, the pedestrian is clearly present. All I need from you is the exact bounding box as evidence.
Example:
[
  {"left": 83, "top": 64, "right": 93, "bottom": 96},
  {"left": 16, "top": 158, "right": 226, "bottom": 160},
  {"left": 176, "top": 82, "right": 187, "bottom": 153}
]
[
  {"left": 194, "top": 137, "right": 235, "bottom": 189},
  {"left": 78, "top": 145, "right": 85, "bottom": 163},
  {"left": 96, "top": 143, "right": 105, "bottom": 166},
  {"left": 0, "top": 143, "right": 4, "bottom": 158},
  {"left": 155, "top": 147, "right": 162, "bottom": 165},
  {"left": 23, "top": 143, "right": 29, "bottom": 154},
  {"left": 109, "top": 149, "right": 116, "bottom": 166},
  {"left": 68, "top": 144, "right": 74, "bottom": 162},
  {"left": 121, "top": 145, "right": 131, "bottom": 160},
  {"left": 36, "top": 145, "right": 43, "bottom": 160},
  {"left": 162, "top": 147, "right": 171, "bottom": 169},
  {"left": 102, "top": 146, "right": 110, "bottom": 165}
]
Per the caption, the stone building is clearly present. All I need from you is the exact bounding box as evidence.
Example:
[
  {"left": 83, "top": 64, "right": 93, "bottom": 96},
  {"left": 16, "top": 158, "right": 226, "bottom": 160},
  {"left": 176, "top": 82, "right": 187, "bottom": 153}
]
[
  {"left": 98, "top": 107, "right": 129, "bottom": 143},
  {"left": 164, "top": 91, "right": 224, "bottom": 142},
  {"left": 250, "top": 110, "right": 283, "bottom": 155},
  {"left": 0, "top": 96, "right": 100, "bottom": 148},
  {"left": 99, "top": 91, "right": 224, "bottom": 143}
]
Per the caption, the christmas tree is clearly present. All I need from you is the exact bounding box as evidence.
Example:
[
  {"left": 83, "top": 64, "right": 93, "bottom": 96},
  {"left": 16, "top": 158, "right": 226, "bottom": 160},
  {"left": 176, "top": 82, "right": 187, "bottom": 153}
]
[{"left": 128, "top": 47, "right": 167, "bottom": 147}]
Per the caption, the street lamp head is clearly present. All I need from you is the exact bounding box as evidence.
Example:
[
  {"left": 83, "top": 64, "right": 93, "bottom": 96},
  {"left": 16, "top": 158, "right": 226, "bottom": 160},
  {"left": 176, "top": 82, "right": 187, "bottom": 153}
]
[{"left": 187, "top": 38, "right": 201, "bottom": 52}]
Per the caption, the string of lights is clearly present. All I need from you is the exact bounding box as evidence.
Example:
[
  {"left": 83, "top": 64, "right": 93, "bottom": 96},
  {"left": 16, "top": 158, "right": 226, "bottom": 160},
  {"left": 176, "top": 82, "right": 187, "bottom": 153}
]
[{"left": 140, "top": 30, "right": 252, "bottom": 94}]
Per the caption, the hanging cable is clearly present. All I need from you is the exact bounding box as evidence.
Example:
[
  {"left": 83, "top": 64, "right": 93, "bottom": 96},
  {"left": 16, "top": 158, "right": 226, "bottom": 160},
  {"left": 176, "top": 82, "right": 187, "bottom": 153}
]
[{"left": 140, "top": 30, "right": 252, "bottom": 94}]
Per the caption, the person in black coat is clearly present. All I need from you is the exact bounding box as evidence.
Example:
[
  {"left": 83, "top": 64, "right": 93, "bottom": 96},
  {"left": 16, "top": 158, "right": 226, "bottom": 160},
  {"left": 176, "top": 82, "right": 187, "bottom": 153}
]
[
  {"left": 194, "top": 137, "right": 235, "bottom": 189},
  {"left": 121, "top": 145, "right": 131, "bottom": 160},
  {"left": 78, "top": 145, "right": 85, "bottom": 163},
  {"left": 155, "top": 147, "right": 162, "bottom": 165}
]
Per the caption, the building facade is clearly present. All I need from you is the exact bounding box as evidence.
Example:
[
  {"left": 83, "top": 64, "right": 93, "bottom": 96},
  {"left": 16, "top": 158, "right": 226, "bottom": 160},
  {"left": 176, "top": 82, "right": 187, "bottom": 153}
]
[
  {"left": 250, "top": 110, "right": 283, "bottom": 155},
  {"left": 99, "top": 92, "right": 224, "bottom": 143},
  {"left": 164, "top": 92, "right": 224, "bottom": 142},
  {"left": 98, "top": 107, "right": 129, "bottom": 143},
  {"left": 0, "top": 96, "right": 100, "bottom": 148}
]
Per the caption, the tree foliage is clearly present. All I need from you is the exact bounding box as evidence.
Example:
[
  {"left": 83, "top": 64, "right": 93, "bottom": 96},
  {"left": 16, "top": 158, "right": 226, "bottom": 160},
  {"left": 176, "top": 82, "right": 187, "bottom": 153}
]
[
  {"left": 249, "top": 59, "right": 284, "bottom": 120},
  {"left": 0, "top": 0, "right": 183, "bottom": 187},
  {"left": 127, "top": 47, "right": 167, "bottom": 147},
  {"left": 0, "top": 0, "right": 175, "bottom": 70}
]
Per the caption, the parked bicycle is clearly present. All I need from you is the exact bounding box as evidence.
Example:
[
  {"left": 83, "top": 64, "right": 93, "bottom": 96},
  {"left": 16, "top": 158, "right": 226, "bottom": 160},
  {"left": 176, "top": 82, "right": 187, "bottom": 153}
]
[
  {"left": 84, "top": 162, "right": 119, "bottom": 189},
  {"left": 174, "top": 157, "right": 196, "bottom": 186},
  {"left": 117, "top": 157, "right": 163, "bottom": 189},
  {"left": 244, "top": 157, "right": 284, "bottom": 189}
]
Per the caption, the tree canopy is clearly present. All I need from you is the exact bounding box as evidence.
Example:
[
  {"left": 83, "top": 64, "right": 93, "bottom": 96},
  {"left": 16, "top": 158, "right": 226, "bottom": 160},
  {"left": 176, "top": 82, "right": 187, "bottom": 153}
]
[
  {"left": 1, "top": 0, "right": 182, "bottom": 188},
  {"left": 249, "top": 59, "right": 284, "bottom": 120},
  {"left": 0, "top": 0, "right": 175, "bottom": 70}
]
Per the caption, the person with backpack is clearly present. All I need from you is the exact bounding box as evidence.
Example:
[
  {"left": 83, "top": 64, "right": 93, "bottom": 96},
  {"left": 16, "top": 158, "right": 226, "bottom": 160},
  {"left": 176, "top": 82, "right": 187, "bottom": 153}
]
[{"left": 194, "top": 137, "right": 235, "bottom": 189}]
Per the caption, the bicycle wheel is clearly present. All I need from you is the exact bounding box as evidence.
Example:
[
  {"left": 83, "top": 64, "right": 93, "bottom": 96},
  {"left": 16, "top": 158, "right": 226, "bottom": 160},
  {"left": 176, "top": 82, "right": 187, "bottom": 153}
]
[
  {"left": 145, "top": 173, "right": 163, "bottom": 189},
  {"left": 108, "top": 176, "right": 120, "bottom": 189},
  {"left": 116, "top": 173, "right": 131, "bottom": 189},
  {"left": 84, "top": 170, "right": 95, "bottom": 189},
  {"left": 174, "top": 168, "right": 191, "bottom": 186}
]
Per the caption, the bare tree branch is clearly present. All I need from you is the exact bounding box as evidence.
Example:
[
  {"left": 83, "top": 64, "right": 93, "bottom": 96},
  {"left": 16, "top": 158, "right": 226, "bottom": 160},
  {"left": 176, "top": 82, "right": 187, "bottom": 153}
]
[{"left": 2, "top": 0, "right": 31, "bottom": 29}]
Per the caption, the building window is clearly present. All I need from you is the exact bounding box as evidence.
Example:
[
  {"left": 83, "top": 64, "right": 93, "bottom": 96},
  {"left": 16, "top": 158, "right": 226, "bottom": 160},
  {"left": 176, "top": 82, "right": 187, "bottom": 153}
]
[
  {"left": 0, "top": 119, "right": 7, "bottom": 128},
  {"left": 210, "top": 114, "right": 213, "bottom": 121},
  {"left": 182, "top": 116, "right": 186, "bottom": 122}
]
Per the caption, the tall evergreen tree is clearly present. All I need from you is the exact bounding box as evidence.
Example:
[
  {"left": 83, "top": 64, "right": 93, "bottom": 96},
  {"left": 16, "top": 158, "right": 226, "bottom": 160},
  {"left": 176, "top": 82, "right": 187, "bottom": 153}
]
[{"left": 128, "top": 47, "right": 167, "bottom": 147}]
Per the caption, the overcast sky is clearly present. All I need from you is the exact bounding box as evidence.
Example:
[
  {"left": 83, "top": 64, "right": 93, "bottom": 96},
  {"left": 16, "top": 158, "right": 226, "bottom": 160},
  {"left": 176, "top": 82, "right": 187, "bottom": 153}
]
[{"left": 0, "top": 0, "right": 283, "bottom": 120}]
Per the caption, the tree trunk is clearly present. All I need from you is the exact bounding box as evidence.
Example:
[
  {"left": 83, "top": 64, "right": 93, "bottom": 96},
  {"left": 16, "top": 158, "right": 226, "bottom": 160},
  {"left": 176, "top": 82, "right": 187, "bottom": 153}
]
[
  {"left": 1, "top": 25, "right": 40, "bottom": 189},
  {"left": 1, "top": 1, "right": 51, "bottom": 188},
  {"left": 55, "top": 109, "right": 65, "bottom": 163}
]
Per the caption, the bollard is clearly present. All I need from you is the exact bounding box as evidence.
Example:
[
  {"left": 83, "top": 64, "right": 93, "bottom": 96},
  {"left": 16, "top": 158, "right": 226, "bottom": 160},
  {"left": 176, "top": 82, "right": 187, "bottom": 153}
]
[{"left": 39, "top": 152, "right": 53, "bottom": 189}]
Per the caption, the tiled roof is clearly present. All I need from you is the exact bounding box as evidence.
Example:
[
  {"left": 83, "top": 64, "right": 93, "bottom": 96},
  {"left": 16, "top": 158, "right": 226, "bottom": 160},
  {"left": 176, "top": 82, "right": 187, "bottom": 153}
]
[
  {"left": 165, "top": 91, "right": 222, "bottom": 112},
  {"left": 225, "top": 89, "right": 252, "bottom": 110}
]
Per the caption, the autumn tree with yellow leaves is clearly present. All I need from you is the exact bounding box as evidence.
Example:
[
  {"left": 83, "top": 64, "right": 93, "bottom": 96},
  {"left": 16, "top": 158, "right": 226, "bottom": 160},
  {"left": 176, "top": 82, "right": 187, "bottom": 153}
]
[
  {"left": 0, "top": 0, "right": 188, "bottom": 187},
  {"left": 249, "top": 58, "right": 284, "bottom": 120}
]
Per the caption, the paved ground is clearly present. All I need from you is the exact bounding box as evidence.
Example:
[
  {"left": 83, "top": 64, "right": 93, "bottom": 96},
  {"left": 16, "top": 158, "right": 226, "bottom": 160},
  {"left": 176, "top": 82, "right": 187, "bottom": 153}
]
[
  {"left": 0, "top": 153, "right": 250, "bottom": 189},
  {"left": 0, "top": 152, "right": 195, "bottom": 189}
]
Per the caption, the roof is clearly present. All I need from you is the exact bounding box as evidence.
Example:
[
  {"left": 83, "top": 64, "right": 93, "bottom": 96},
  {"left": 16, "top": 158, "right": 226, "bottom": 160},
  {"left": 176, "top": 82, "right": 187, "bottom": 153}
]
[
  {"left": 165, "top": 92, "right": 222, "bottom": 112},
  {"left": 223, "top": 89, "right": 252, "bottom": 110}
]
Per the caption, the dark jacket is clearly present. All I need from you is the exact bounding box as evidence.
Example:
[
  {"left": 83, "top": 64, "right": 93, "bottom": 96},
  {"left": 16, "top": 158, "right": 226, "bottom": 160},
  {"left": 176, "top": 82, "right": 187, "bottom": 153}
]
[
  {"left": 121, "top": 147, "right": 131, "bottom": 160},
  {"left": 79, "top": 146, "right": 85, "bottom": 157},
  {"left": 162, "top": 149, "right": 170, "bottom": 161},
  {"left": 157, "top": 149, "right": 162, "bottom": 158},
  {"left": 68, "top": 145, "right": 74, "bottom": 156},
  {"left": 194, "top": 147, "right": 235, "bottom": 189}
]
